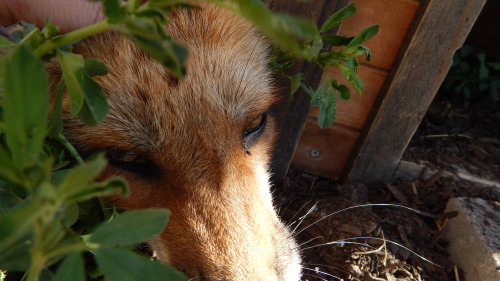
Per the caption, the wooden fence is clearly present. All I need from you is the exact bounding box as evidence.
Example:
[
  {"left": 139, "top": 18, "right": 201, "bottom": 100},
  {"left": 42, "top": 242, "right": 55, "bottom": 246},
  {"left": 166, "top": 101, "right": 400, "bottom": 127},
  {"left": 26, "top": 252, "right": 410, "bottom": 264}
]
[{"left": 270, "top": 0, "right": 487, "bottom": 184}]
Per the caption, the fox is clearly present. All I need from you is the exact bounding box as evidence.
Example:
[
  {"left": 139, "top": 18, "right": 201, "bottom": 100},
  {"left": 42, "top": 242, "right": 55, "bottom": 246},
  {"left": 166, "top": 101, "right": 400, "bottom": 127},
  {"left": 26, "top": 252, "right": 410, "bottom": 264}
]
[{"left": 50, "top": 2, "right": 303, "bottom": 280}]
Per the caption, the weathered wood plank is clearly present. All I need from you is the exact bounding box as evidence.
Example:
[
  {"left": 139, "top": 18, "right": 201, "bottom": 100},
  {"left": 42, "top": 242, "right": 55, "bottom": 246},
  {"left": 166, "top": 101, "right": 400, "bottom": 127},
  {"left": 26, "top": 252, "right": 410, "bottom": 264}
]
[
  {"left": 344, "top": 0, "right": 488, "bottom": 184},
  {"left": 393, "top": 160, "right": 500, "bottom": 188},
  {"left": 291, "top": 120, "right": 360, "bottom": 178},
  {"left": 339, "top": 0, "right": 420, "bottom": 70},
  {"left": 269, "top": 0, "right": 349, "bottom": 183}
]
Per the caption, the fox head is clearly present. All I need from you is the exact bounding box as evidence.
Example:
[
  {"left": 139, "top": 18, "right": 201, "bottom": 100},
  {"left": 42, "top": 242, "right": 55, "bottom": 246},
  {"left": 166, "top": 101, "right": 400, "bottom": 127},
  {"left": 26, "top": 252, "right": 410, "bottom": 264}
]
[{"left": 52, "top": 3, "right": 302, "bottom": 280}]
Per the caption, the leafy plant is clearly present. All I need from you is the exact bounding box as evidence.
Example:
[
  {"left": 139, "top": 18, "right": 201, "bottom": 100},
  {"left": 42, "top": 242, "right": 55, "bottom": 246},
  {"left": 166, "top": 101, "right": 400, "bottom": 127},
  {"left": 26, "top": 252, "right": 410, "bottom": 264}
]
[
  {"left": 271, "top": 2, "right": 378, "bottom": 128},
  {"left": 442, "top": 44, "right": 500, "bottom": 101},
  {"left": 0, "top": 0, "right": 377, "bottom": 280}
]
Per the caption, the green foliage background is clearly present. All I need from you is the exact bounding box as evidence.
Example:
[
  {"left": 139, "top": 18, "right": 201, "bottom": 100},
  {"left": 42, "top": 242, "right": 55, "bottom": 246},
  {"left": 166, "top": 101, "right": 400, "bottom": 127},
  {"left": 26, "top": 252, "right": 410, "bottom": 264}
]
[
  {"left": 442, "top": 44, "right": 500, "bottom": 102},
  {"left": 0, "top": 0, "right": 377, "bottom": 280}
]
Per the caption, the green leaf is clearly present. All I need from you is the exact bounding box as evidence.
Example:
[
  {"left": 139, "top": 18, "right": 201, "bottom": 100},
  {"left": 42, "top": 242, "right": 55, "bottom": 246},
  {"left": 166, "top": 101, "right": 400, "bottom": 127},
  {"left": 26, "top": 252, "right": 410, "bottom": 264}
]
[
  {"left": 68, "top": 177, "right": 128, "bottom": 201},
  {"left": 478, "top": 82, "right": 489, "bottom": 92},
  {"left": 311, "top": 79, "right": 330, "bottom": 106},
  {"left": 49, "top": 81, "right": 64, "bottom": 138},
  {"left": 56, "top": 50, "right": 85, "bottom": 115},
  {"left": 338, "top": 63, "right": 364, "bottom": 94},
  {"left": 51, "top": 169, "right": 70, "bottom": 185},
  {"left": 357, "top": 45, "right": 372, "bottom": 61},
  {"left": 320, "top": 2, "right": 356, "bottom": 33},
  {"left": 57, "top": 154, "right": 107, "bottom": 200},
  {"left": 0, "top": 36, "right": 15, "bottom": 49},
  {"left": 61, "top": 202, "right": 80, "bottom": 228},
  {"left": 103, "top": 0, "right": 125, "bottom": 23},
  {"left": 77, "top": 73, "right": 110, "bottom": 126},
  {"left": 39, "top": 220, "right": 66, "bottom": 258},
  {"left": 347, "top": 57, "right": 359, "bottom": 73},
  {"left": 41, "top": 22, "right": 59, "bottom": 40},
  {"left": 0, "top": 187, "right": 20, "bottom": 214},
  {"left": 317, "top": 87, "right": 336, "bottom": 128},
  {"left": 135, "top": 6, "right": 168, "bottom": 22},
  {"left": 268, "top": 13, "right": 317, "bottom": 47},
  {"left": 463, "top": 86, "right": 471, "bottom": 98},
  {"left": 233, "top": 0, "right": 316, "bottom": 52},
  {"left": 84, "top": 58, "right": 109, "bottom": 77},
  {"left": 479, "top": 66, "right": 489, "bottom": 80},
  {"left": 88, "top": 209, "right": 170, "bottom": 246},
  {"left": 122, "top": 17, "right": 188, "bottom": 77},
  {"left": 0, "top": 147, "right": 22, "bottom": 185},
  {"left": 3, "top": 45, "right": 48, "bottom": 170},
  {"left": 346, "top": 24, "right": 379, "bottom": 48},
  {"left": 149, "top": 0, "right": 188, "bottom": 9},
  {"left": 459, "top": 61, "right": 471, "bottom": 74},
  {"left": 66, "top": 177, "right": 128, "bottom": 202},
  {"left": 54, "top": 252, "right": 85, "bottom": 281},
  {"left": 321, "top": 34, "right": 353, "bottom": 46},
  {"left": 316, "top": 49, "right": 345, "bottom": 66},
  {"left": 352, "top": 76, "right": 364, "bottom": 94},
  {"left": 290, "top": 73, "right": 304, "bottom": 96},
  {"left": 459, "top": 45, "right": 474, "bottom": 58},
  {"left": 487, "top": 62, "right": 500, "bottom": 70},
  {"left": 338, "top": 63, "right": 354, "bottom": 81},
  {"left": 300, "top": 84, "right": 316, "bottom": 99},
  {"left": 477, "top": 53, "right": 489, "bottom": 80},
  {"left": 309, "top": 35, "right": 323, "bottom": 59},
  {"left": 0, "top": 233, "right": 32, "bottom": 271},
  {"left": 332, "top": 82, "right": 351, "bottom": 101},
  {"left": 57, "top": 51, "right": 109, "bottom": 126},
  {"left": 39, "top": 269, "right": 55, "bottom": 281},
  {"left": 125, "top": 0, "right": 141, "bottom": 11},
  {"left": 0, "top": 202, "right": 45, "bottom": 252},
  {"left": 95, "top": 247, "right": 187, "bottom": 281}
]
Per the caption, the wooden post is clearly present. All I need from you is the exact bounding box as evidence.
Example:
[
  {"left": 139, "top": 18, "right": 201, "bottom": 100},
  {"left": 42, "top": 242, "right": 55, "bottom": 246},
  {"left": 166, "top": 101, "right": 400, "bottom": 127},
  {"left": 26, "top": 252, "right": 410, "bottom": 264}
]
[
  {"left": 344, "top": 0, "right": 487, "bottom": 184},
  {"left": 269, "top": 0, "right": 349, "bottom": 183}
]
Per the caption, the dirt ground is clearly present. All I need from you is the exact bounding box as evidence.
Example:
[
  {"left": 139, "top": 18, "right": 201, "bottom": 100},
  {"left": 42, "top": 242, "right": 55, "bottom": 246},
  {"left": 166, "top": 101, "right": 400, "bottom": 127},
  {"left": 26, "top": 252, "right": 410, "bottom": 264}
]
[{"left": 275, "top": 87, "right": 499, "bottom": 280}]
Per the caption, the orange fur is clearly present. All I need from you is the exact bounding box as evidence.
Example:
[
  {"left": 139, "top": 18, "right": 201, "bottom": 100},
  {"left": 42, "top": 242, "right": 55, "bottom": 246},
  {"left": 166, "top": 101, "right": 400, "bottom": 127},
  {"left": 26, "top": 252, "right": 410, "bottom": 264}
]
[{"left": 56, "top": 3, "right": 301, "bottom": 280}]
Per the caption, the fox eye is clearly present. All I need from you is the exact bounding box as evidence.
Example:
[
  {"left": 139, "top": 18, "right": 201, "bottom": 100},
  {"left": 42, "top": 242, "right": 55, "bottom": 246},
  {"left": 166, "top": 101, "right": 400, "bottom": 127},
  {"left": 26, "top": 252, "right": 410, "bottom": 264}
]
[
  {"left": 242, "top": 114, "right": 267, "bottom": 155},
  {"left": 107, "top": 150, "right": 158, "bottom": 177},
  {"left": 244, "top": 114, "right": 266, "bottom": 136}
]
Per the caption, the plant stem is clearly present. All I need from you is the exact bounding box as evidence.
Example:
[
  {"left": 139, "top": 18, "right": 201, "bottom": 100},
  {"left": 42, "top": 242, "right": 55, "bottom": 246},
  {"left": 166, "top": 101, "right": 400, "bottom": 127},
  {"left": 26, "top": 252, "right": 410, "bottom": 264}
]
[
  {"left": 18, "top": 28, "right": 39, "bottom": 46},
  {"left": 45, "top": 242, "right": 85, "bottom": 261},
  {"left": 34, "top": 20, "right": 111, "bottom": 57},
  {"left": 26, "top": 222, "right": 44, "bottom": 281},
  {"left": 56, "top": 133, "right": 84, "bottom": 164}
]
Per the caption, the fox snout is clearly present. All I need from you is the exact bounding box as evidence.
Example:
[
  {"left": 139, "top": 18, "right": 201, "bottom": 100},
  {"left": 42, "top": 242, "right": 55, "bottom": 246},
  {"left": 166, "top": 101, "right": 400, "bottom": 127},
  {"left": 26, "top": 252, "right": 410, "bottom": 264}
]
[
  {"left": 53, "top": 2, "right": 302, "bottom": 280},
  {"left": 142, "top": 164, "right": 302, "bottom": 280}
]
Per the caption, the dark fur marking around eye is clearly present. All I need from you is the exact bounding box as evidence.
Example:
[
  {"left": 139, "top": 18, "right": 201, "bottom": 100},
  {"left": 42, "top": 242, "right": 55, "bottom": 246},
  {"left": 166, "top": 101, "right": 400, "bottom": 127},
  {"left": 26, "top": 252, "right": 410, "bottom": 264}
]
[
  {"left": 107, "top": 150, "right": 159, "bottom": 178},
  {"left": 242, "top": 114, "right": 267, "bottom": 155}
]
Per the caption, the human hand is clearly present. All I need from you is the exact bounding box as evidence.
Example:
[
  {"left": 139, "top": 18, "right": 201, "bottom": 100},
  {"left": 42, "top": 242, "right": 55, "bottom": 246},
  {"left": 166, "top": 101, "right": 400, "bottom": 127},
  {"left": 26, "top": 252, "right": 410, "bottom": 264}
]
[{"left": 0, "top": 0, "right": 103, "bottom": 33}]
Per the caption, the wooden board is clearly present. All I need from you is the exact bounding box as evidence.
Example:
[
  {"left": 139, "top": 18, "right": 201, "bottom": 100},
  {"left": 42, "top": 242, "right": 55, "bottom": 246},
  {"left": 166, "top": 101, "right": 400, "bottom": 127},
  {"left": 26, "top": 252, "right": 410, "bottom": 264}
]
[
  {"left": 340, "top": 0, "right": 420, "bottom": 70},
  {"left": 393, "top": 161, "right": 500, "bottom": 188},
  {"left": 345, "top": 0, "right": 488, "bottom": 184},
  {"left": 292, "top": 120, "right": 360, "bottom": 177}
]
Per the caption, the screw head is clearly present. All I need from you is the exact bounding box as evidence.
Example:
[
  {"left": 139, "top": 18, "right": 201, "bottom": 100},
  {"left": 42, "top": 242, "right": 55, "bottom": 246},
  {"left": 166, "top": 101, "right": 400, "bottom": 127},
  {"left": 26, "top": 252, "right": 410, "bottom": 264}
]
[{"left": 310, "top": 149, "right": 320, "bottom": 157}]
